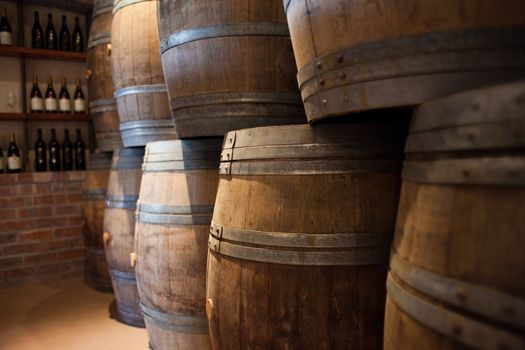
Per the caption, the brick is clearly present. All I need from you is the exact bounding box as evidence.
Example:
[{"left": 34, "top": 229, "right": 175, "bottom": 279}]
[
  {"left": 32, "top": 173, "right": 54, "bottom": 183},
  {"left": 0, "top": 233, "right": 16, "bottom": 245},
  {"left": 19, "top": 207, "right": 53, "bottom": 218},
  {"left": 52, "top": 183, "right": 66, "bottom": 192},
  {"left": 9, "top": 267, "right": 35, "bottom": 279},
  {"left": 66, "top": 193, "right": 83, "bottom": 203},
  {"left": 54, "top": 194, "right": 66, "bottom": 203},
  {"left": 17, "top": 184, "right": 34, "bottom": 195},
  {"left": 67, "top": 172, "right": 85, "bottom": 181},
  {"left": 54, "top": 226, "right": 83, "bottom": 238},
  {"left": 0, "top": 186, "right": 18, "bottom": 196},
  {"left": 19, "top": 229, "right": 54, "bottom": 241},
  {"left": 67, "top": 217, "right": 84, "bottom": 226},
  {"left": 34, "top": 217, "right": 67, "bottom": 228},
  {"left": 55, "top": 205, "right": 80, "bottom": 216},
  {"left": 0, "top": 198, "right": 8, "bottom": 206},
  {"left": 33, "top": 184, "right": 51, "bottom": 194},
  {"left": 67, "top": 183, "right": 83, "bottom": 192},
  {"left": 49, "top": 239, "right": 77, "bottom": 250},
  {"left": 24, "top": 252, "right": 58, "bottom": 265},
  {"left": 0, "top": 220, "right": 34, "bottom": 233},
  {"left": 2, "top": 242, "right": 46, "bottom": 256},
  {"left": 33, "top": 195, "right": 55, "bottom": 205},
  {"left": 8, "top": 196, "right": 33, "bottom": 207},
  {"left": 17, "top": 173, "right": 34, "bottom": 183},
  {"left": 0, "top": 209, "right": 17, "bottom": 221},
  {"left": 53, "top": 173, "right": 67, "bottom": 182},
  {"left": 58, "top": 249, "right": 85, "bottom": 261},
  {"left": 0, "top": 174, "right": 17, "bottom": 185},
  {"left": 36, "top": 262, "right": 71, "bottom": 274},
  {"left": 0, "top": 257, "right": 23, "bottom": 269}
]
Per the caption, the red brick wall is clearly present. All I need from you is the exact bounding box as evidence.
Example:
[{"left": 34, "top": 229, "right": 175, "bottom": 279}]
[{"left": 0, "top": 172, "right": 86, "bottom": 287}]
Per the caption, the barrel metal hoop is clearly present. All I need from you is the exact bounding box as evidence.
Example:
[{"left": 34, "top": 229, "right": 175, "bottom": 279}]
[
  {"left": 171, "top": 92, "right": 302, "bottom": 110},
  {"left": 283, "top": 0, "right": 292, "bottom": 14},
  {"left": 112, "top": 159, "right": 144, "bottom": 170},
  {"left": 402, "top": 157, "right": 525, "bottom": 185},
  {"left": 105, "top": 195, "right": 138, "bottom": 209},
  {"left": 160, "top": 22, "right": 290, "bottom": 53},
  {"left": 87, "top": 31, "right": 111, "bottom": 50},
  {"left": 405, "top": 119, "right": 525, "bottom": 154},
  {"left": 92, "top": 4, "right": 113, "bottom": 18},
  {"left": 297, "top": 26, "right": 525, "bottom": 89},
  {"left": 140, "top": 302, "right": 209, "bottom": 334},
  {"left": 208, "top": 222, "right": 391, "bottom": 266},
  {"left": 84, "top": 189, "right": 107, "bottom": 199},
  {"left": 219, "top": 159, "right": 402, "bottom": 176},
  {"left": 390, "top": 253, "right": 525, "bottom": 330},
  {"left": 143, "top": 159, "right": 219, "bottom": 172},
  {"left": 90, "top": 98, "right": 117, "bottom": 113},
  {"left": 113, "top": 0, "right": 149, "bottom": 15},
  {"left": 109, "top": 268, "right": 137, "bottom": 282},
  {"left": 387, "top": 274, "right": 525, "bottom": 350},
  {"left": 114, "top": 84, "right": 167, "bottom": 98},
  {"left": 136, "top": 203, "right": 214, "bottom": 225}
]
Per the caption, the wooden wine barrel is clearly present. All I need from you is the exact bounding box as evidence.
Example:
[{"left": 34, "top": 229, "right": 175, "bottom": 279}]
[
  {"left": 384, "top": 81, "right": 525, "bottom": 350},
  {"left": 135, "top": 139, "right": 222, "bottom": 350},
  {"left": 284, "top": 0, "right": 525, "bottom": 122},
  {"left": 157, "top": 0, "right": 305, "bottom": 139},
  {"left": 112, "top": 0, "right": 176, "bottom": 147},
  {"left": 104, "top": 147, "right": 145, "bottom": 328},
  {"left": 83, "top": 152, "right": 113, "bottom": 292},
  {"left": 87, "top": 0, "right": 122, "bottom": 151},
  {"left": 206, "top": 122, "right": 409, "bottom": 349}
]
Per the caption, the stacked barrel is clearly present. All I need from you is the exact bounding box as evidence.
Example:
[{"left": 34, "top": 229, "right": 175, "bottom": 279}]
[{"left": 85, "top": 0, "right": 525, "bottom": 346}]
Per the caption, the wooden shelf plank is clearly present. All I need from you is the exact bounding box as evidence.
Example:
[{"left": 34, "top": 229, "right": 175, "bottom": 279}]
[
  {"left": 0, "top": 112, "right": 91, "bottom": 121},
  {"left": 0, "top": 46, "right": 86, "bottom": 61}
]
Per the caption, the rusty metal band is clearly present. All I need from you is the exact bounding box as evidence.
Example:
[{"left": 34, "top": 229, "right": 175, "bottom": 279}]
[
  {"left": 114, "top": 84, "right": 167, "bottom": 98},
  {"left": 87, "top": 31, "right": 111, "bottom": 50},
  {"left": 105, "top": 195, "right": 138, "bottom": 209},
  {"left": 387, "top": 274, "right": 525, "bottom": 350},
  {"left": 402, "top": 157, "right": 525, "bottom": 185},
  {"left": 109, "top": 268, "right": 137, "bottom": 282},
  {"left": 113, "top": 0, "right": 150, "bottom": 15},
  {"left": 89, "top": 98, "right": 117, "bottom": 113},
  {"left": 390, "top": 253, "right": 525, "bottom": 331},
  {"left": 92, "top": 3, "right": 113, "bottom": 18},
  {"left": 219, "top": 159, "right": 401, "bottom": 175},
  {"left": 160, "top": 22, "right": 290, "bottom": 53},
  {"left": 405, "top": 119, "right": 525, "bottom": 154},
  {"left": 136, "top": 203, "right": 214, "bottom": 225},
  {"left": 208, "top": 222, "right": 391, "bottom": 266},
  {"left": 140, "top": 303, "right": 209, "bottom": 334},
  {"left": 84, "top": 189, "right": 107, "bottom": 199},
  {"left": 297, "top": 26, "right": 525, "bottom": 91}
]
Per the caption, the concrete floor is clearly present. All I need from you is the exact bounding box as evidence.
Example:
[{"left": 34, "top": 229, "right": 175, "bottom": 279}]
[{"left": 0, "top": 277, "right": 148, "bottom": 350}]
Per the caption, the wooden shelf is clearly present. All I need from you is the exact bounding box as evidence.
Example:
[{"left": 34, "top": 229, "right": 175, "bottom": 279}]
[
  {"left": 0, "top": 112, "right": 91, "bottom": 121},
  {"left": 0, "top": 46, "right": 86, "bottom": 61}
]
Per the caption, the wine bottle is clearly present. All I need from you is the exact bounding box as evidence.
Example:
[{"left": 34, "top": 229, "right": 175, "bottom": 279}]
[
  {"left": 45, "top": 76, "right": 58, "bottom": 113},
  {"left": 45, "top": 13, "right": 57, "bottom": 50},
  {"left": 49, "top": 128, "right": 61, "bottom": 171},
  {"left": 58, "top": 77, "right": 71, "bottom": 113},
  {"left": 35, "top": 129, "right": 47, "bottom": 172},
  {"left": 74, "top": 129, "right": 86, "bottom": 170},
  {"left": 73, "top": 78, "right": 85, "bottom": 114},
  {"left": 59, "top": 15, "right": 71, "bottom": 51},
  {"left": 7, "top": 133, "right": 22, "bottom": 173},
  {"left": 32, "top": 11, "right": 44, "bottom": 49},
  {"left": 0, "top": 7, "right": 13, "bottom": 46},
  {"left": 62, "top": 129, "right": 73, "bottom": 171},
  {"left": 30, "top": 75, "right": 44, "bottom": 113},
  {"left": 71, "top": 16, "right": 83, "bottom": 52},
  {"left": 0, "top": 145, "right": 4, "bottom": 173}
]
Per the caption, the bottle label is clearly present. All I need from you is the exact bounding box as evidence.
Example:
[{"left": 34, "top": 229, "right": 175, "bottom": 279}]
[
  {"left": 0, "top": 31, "right": 13, "bottom": 46},
  {"left": 8, "top": 155, "right": 21, "bottom": 170},
  {"left": 59, "top": 98, "right": 71, "bottom": 112},
  {"left": 45, "top": 98, "right": 57, "bottom": 111},
  {"left": 31, "top": 97, "right": 44, "bottom": 111},
  {"left": 74, "top": 98, "right": 85, "bottom": 112}
]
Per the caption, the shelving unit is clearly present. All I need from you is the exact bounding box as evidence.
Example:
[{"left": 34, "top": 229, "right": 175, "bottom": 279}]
[{"left": 0, "top": 0, "right": 94, "bottom": 168}]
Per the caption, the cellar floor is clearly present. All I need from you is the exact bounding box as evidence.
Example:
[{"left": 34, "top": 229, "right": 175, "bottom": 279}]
[{"left": 0, "top": 277, "right": 148, "bottom": 350}]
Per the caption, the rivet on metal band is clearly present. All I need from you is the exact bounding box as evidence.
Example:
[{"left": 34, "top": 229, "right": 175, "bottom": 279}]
[
  {"left": 140, "top": 303, "right": 209, "bottom": 334},
  {"left": 208, "top": 221, "right": 391, "bottom": 266},
  {"left": 160, "top": 22, "right": 290, "bottom": 53},
  {"left": 390, "top": 253, "right": 525, "bottom": 330},
  {"left": 387, "top": 274, "right": 525, "bottom": 350},
  {"left": 402, "top": 157, "right": 525, "bottom": 186},
  {"left": 136, "top": 203, "right": 214, "bottom": 225},
  {"left": 114, "top": 84, "right": 167, "bottom": 98},
  {"left": 112, "top": 0, "right": 150, "bottom": 15}
]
